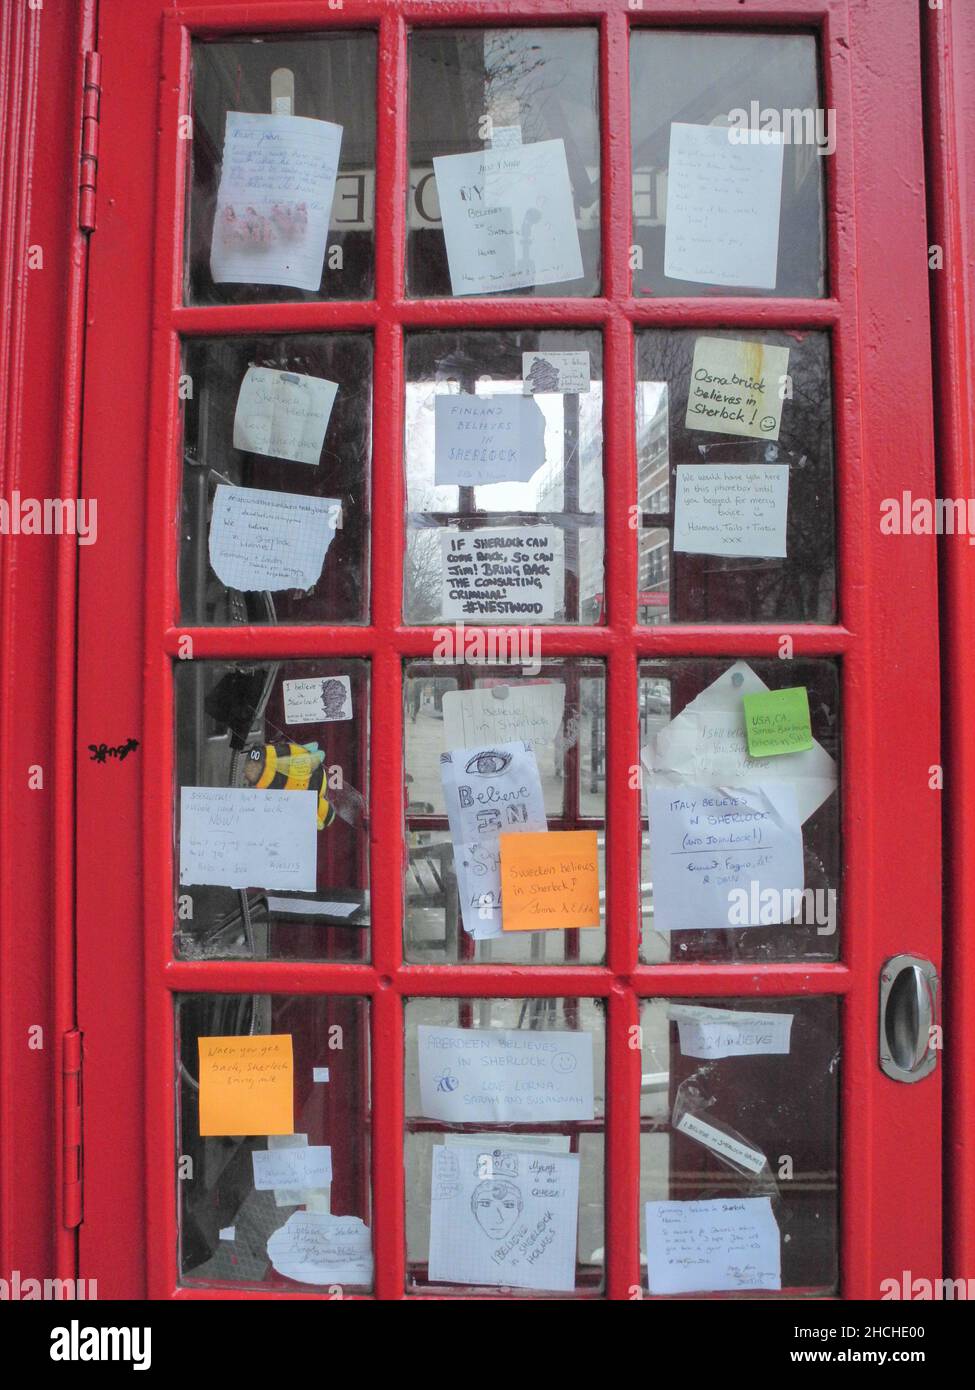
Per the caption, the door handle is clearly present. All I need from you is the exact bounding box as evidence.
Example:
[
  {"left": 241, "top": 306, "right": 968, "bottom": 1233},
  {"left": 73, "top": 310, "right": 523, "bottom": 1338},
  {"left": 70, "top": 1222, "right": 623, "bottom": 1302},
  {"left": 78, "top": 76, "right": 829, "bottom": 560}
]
[{"left": 879, "top": 954, "right": 939, "bottom": 1082}]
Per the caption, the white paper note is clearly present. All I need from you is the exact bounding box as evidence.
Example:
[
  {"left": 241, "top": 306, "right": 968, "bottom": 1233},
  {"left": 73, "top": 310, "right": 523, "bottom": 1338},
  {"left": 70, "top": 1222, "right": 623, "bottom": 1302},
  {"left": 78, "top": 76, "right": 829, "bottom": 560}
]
[
  {"left": 429, "top": 1145, "right": 580, "bottom": 1291},
  {"left": 434, "top": 393, "right": 546, "bottom": 487},
  {"left": 210, "top": 112, "right": 342, "bottom": 292},
  {"left": 253, "top": 1144, "right": 332, "bottom": 1191},
  {"left": 179, "top": 787, "right": 317, "bottom": 891},
  {"left": 641, "top": 660, "right": 838, "bottom": 825},
  {"left": 675, "top": 1112, "right": 767, "bottom": 1174},
  {"left": 442, "top": 683, "right": 565, "bottom": 755},
  {"left": 645, "top": 1197, "right": 782, "bottom": 1294},
  {"left": 441, "top": 527, "right": 561, "bottom": 621},
  {"left": 649, "top": 782, "right": 804, "bottom": 933},
  {"left": 522, "top": 351, "right": 590, "bottom": 395},
  {"left": 418, "top": 1025, "right": 594, "bottom": 1123},
  {"left": 434, "top": 140, "right": 584, "bottom": 295},
  {"left": 441, "top": 741, "right": 547, "bottom": 939},
  {"left": 267, "top": 1131, "right": 310, "bottom": 1207},
  {"left": 674, "top": 464, "right": 789, "bottom": 558},
  {"left": 444, "top": 1133, "right": 572, "bottom": 1155},
  {"left": 312, "top": 1068, "right": 330, "bottom": 1083},
  {"left": 669, "top": 1005, "right": 794, "bottom": 1059},
  {"left": 267, "top": 1212, "right": 373, "bottom": 1287},
  {"left": 664, "top": 123, "right": 784, "bottom": 290},
  {"left": 685, "top": 337, "right": 790, "bottom": 441},
  {"left": 233, "top": 367, "right": 338, "bottom": 465},
  {"left": 208, "top": 485, "right": 339, "bottom": 592},
  {"left": 282, "top": 674, "right": 352, "bottom": 724}
]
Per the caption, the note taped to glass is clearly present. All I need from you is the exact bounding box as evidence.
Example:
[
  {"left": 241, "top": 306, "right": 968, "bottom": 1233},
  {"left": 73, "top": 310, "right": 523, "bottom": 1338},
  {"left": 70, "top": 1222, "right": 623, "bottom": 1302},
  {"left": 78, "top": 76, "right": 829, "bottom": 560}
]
[
  {"left": 233, "top": 367, "right": 338, "bottom": 465},
  {"left": 499, "top": 829, "right": 600, "bottom": 931},
  {"left": 198, "top": 1034, "right": 294, "bottom": 1137},
  {"left": 208, "top": 484, "right": 339, "bottom": 593},
  {"left": 742, "top": 687, "right": 813, "bottom": 757},
  {"left": 685, "top": 337, "right": 790, "bottom": 441}
]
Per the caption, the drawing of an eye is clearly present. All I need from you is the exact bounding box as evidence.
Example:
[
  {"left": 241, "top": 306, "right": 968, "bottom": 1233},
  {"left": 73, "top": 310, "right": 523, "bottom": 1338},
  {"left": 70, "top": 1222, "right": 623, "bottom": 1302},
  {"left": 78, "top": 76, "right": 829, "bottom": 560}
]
[{"left": 465, "top": 749, "right": 511, "bottom": 776}]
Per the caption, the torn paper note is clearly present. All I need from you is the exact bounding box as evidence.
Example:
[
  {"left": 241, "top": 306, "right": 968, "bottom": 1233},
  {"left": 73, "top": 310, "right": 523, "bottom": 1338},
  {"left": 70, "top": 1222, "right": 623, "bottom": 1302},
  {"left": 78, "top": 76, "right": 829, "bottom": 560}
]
[
  {"left": 253, "top": 1144, "right": 332, "bottom": 1191},
  {"left": 441, "top": 527, "right": 562, "bottom": 621},
  {"left": 669, "top": 1005, "right": 794, "bottom": 1060},
  {"left": 674, "top": 464, "right": 789, "bottom": 558},
  {"left": 282, "top": 674, "right": 352, "bottom": 724},
  {"left": 233, "top": 367, "right": 338, "bottom": 465},
  {"left": 434, "top": 140, "right": 583, "bottom": 295},
  {"left": 664, "top": 123, "right": 784, "bottom": 290},
  {"left": 210, "top": 113, "right": 342, "bottom": 292},
  {"left": 645, "top": 1197, "right": 781, "bottom": 1294},
  {"left": 434, "top": 393, "right": 546, "bottom": 487},
  {"left": 428, "top": 1145, "right": 580, "bottom": 1291},
  {"left": 208, "top": 485, "right": 339, "bottom": 593},
  {"left": 198, "top": 1034, "right": 293, "bottom": 1137},
  {"left": 685, "top": 337, "right": 790, "bottom": 441},
  {"left": 418, "top": 1025, "right": 594, "bottom": 1123},
  {"left": 648, "top": 783, "right": 804, "bottom": 933},
  {"left": 522, "top": 351, "right": 590, "bottom": 395},
  {"left": 267, "top": 1212, "right": 373, "bottom": 1287},
  {"left": 179, "top": 787, "right": 317, "bottom": 891},
  {"left": 442, "top": 683, "right": 565, "bottom": 756},
  {"left": 641, "top": 660, "right": 838, "bottom": 824}
]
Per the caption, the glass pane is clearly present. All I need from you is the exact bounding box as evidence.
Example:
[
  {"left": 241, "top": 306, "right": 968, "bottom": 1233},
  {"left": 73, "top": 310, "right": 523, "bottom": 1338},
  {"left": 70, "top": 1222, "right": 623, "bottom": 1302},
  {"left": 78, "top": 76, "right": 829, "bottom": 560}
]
[
  {"left": 404, "top": 331, "right": 604, "bottom": 625},
  {"left": 405, "top": 997, "right": 605, "bottom": 1295},
  {"left": 636, "top": 329, "right": 836, "bottom": 623},
  {"left": 407, "top": 29, "right": 600, "bottom": 297},
  {"left": 178, "top": 994, "right": 372, "bottom": 1292},
  {"left": 180, "top": 335, "right": 371, "bottom": 625},
  {"left": 187, "top": 33, "right": 376, "bottom": 303},
  {"left": 631, "top": 30, "right": 827, "bottom": 297},
  {"left": 405, "top": 659, "right": 606, "bottom": 964},
  {"left": 640, "top": 658, "right": 840, "bottom": 963},
  {"left": 639, "top": 996, "right": 839, "bottom": 1295},
  {"left": 175, "top": 660, "right": 369, "bottom": 963}
]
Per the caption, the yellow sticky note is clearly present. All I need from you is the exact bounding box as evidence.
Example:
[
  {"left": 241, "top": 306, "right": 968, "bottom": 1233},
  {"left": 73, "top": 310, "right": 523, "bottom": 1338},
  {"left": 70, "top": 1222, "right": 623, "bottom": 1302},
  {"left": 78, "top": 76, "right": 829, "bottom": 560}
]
[
  {"left": 198, "top": 1034, "right": 294, "bottom": 1137},
  {"left": 500, "top": 830, "right": 600, "bottom": 932},
  {"left": 742, "top": 687, "right": 813, "bottom": 757},
  {"left": 685, "top": 336, "right": 790, "bottom": 442}
]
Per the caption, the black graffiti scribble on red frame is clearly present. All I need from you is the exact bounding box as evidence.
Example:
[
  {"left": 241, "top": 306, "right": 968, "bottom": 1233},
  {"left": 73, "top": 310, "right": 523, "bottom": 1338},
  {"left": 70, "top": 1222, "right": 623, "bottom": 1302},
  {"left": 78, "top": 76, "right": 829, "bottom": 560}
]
[{"left": 88, "top": 738, "right": 140, "bottom": 764}]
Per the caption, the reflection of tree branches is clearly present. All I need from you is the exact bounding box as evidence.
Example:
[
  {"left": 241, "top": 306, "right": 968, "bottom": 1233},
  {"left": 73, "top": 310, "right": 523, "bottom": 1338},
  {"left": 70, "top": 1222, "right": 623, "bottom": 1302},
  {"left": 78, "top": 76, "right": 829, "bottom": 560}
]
[{"left": 406, "top": 526, "right": 443, "bottom": 623}]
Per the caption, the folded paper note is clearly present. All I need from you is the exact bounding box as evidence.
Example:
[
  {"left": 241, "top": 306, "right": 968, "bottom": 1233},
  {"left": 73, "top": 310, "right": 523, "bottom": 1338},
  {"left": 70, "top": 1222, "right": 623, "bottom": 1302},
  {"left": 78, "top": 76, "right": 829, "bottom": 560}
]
[{"left": 198, "top": 1034, "right": 294, "bottom": 1137}]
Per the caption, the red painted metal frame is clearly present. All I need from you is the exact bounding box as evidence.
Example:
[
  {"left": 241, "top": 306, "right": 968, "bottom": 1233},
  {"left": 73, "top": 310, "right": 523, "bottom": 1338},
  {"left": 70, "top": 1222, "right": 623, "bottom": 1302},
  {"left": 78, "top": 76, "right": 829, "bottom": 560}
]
[
  {"left": 75, "top": 0, "right": 943, "bottom": 1300},
  {"left": 924, "top": 0, "right": 975, "bottom": 1285}
]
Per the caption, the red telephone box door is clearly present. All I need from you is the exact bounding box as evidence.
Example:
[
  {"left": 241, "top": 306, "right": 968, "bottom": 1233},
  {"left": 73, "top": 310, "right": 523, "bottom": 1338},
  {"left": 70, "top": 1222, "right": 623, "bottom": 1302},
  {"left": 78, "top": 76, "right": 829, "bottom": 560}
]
[{"left": 75, "top": 0, "right": 941, "bottom": 1300}]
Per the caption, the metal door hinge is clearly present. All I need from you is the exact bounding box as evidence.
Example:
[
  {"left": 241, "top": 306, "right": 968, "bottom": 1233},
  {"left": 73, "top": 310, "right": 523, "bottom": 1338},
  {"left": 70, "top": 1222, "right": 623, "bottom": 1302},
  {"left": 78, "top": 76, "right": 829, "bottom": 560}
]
[
  {"left": 79, "top": 51, "right": 101, "bottom": 233},
  {"left": 62, "top": 1029, "right": 83, "bottom": 1228}
]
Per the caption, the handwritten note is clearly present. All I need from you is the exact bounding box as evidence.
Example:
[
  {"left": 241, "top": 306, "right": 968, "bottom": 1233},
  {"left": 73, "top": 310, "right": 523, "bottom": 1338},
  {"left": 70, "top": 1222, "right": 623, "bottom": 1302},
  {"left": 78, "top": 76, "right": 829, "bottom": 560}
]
[
  {"left": 664, "top": 123, "right": 784, "bottom": 290},
  {"left": 441, "top": 527, "right": 561, "bottom": 621},
  {"left": 675, "top": 1112, "right": 767, "bottom": 1174},
  {"left": 429, "top": 1146, "right": 580, "bottom": 1291},
  {"left": 434, "top": 394, "right": 546, "bottom": 487},
  {"left": 669, "top": 1005, "right": 794, "bottom": 1060},
  {"left": 282, "top": 675, "right": 352, "bottom": 724},
  {"left": 233, "top": 367, "right": 338, "bottom": 465},
  {"left": 179, "top": 787, "right": 317, "bottom": 891},
  {"left": 434, "top": 140, "right": 583, "bottom": 296},
  {"left": 674, "top": 464, "right": 789, "bottom": 558},
  {"left": 442, "top": 683, "right": 565, "bottom": 755},
  {"left": 500, "top": 829, "right": 600, "bottom": 932},
  {"left": 198, "top": 1034, "right": 294, "bottom": 1136},
  {"left": 208, "top": 485, "right": 339, "bottom": 592},
  {"left": 685, "top": 338, "right": 790, "bottom": 441},
  {"left": 417, "top": 1025, "right": 594, "bottom": 1123},
  {"left": 252, "top": 1144, "right": 332, "bottom": 1191},
  {"left": 743, "top": 687, "right": 813, "bottom": 757},
  {"left": 210, "top": 112, "right": 342, "bottom": 291},
  {"left": 522, "top": 351, "right": 590, "bottom": 395},
  {"left": 645, "top": 1198, "right": 781, "bottom": 1294},
  {"left": 267, "top": 1212, "right": 373, "bottom": 1287},
  {"left": 648, "top": 783, "right": 803, "bottom": 933}
]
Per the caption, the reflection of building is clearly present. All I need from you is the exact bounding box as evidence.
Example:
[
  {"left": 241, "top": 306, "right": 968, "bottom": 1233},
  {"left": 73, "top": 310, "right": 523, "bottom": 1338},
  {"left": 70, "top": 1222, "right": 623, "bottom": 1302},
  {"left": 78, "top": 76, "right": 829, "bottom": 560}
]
[
  {"left": 637, "top": 383, "right": 671, "bottom": 623},
  {"left": 534, "top": 392, "right": 604, "bottom": 623}
]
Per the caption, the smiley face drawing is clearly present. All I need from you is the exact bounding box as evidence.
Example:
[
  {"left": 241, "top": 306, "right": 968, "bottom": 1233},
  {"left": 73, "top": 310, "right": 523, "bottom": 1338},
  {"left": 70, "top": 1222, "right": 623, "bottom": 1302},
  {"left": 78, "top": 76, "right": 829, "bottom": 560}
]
[{"left": 470, "top": 1180, "right": 524, "bottom": 1240}]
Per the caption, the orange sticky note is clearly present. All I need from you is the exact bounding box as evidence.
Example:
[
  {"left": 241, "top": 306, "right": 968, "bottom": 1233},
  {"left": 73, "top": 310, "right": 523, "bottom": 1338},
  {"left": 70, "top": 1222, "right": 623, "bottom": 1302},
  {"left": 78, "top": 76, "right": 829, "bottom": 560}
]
[
  {"left": 198, "top": 1034, "right": 294, "bottom": 1137},
  {"left": 500, "top": 830, "right": 600, "bottom": 932}
]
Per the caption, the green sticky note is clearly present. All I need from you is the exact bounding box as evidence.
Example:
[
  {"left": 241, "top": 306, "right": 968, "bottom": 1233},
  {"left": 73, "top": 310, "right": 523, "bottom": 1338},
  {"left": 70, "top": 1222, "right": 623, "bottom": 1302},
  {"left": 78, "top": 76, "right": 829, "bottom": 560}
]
[{"left": 742, "top": 687, "right": 813, "bottom": 757}]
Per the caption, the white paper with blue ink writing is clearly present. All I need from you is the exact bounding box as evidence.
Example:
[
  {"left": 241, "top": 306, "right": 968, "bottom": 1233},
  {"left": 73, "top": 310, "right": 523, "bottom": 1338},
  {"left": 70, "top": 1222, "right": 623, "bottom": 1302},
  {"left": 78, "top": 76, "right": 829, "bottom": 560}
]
[
  {"left": 433, "top": 140, "right": 583, "bottom": 295},
  {"left": 434, "top": 393, "right": 546, "bottom": 487},
  {"left": 267, "top": 1212, "right": 373, "bottom": 1287},
  {"left": 429, "top": 1146, "right": 580, "bottom": 1291},
  {"left": 179, "top": 787, "right": 317, "bottom": 891},
  {"left": 669, "top": 1004, "right": 793, "bottom": 1059},
  {"left": 645, "top": 1197, "right": 781, "bottom": 1294},
  {"left": 649, "top": 782, "right": 803, "bottom": 933},
  {"left": 210, "top": 113, "right": 342, "bottom": 291},
  {"left": 440, "top": 741, "right": 547, "bottom": 939},
  {"left": 208, "top": 484, "right": 339, "bottom": 592},
  {"left": 442, "top": 683, "right": 566, "bottom": 756},
  {"left": 674, "top": 463, "right": 789, "bottom": 558},
  {"left": 418, "top": 1025, "right": 594, "bottom": 1123}
]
